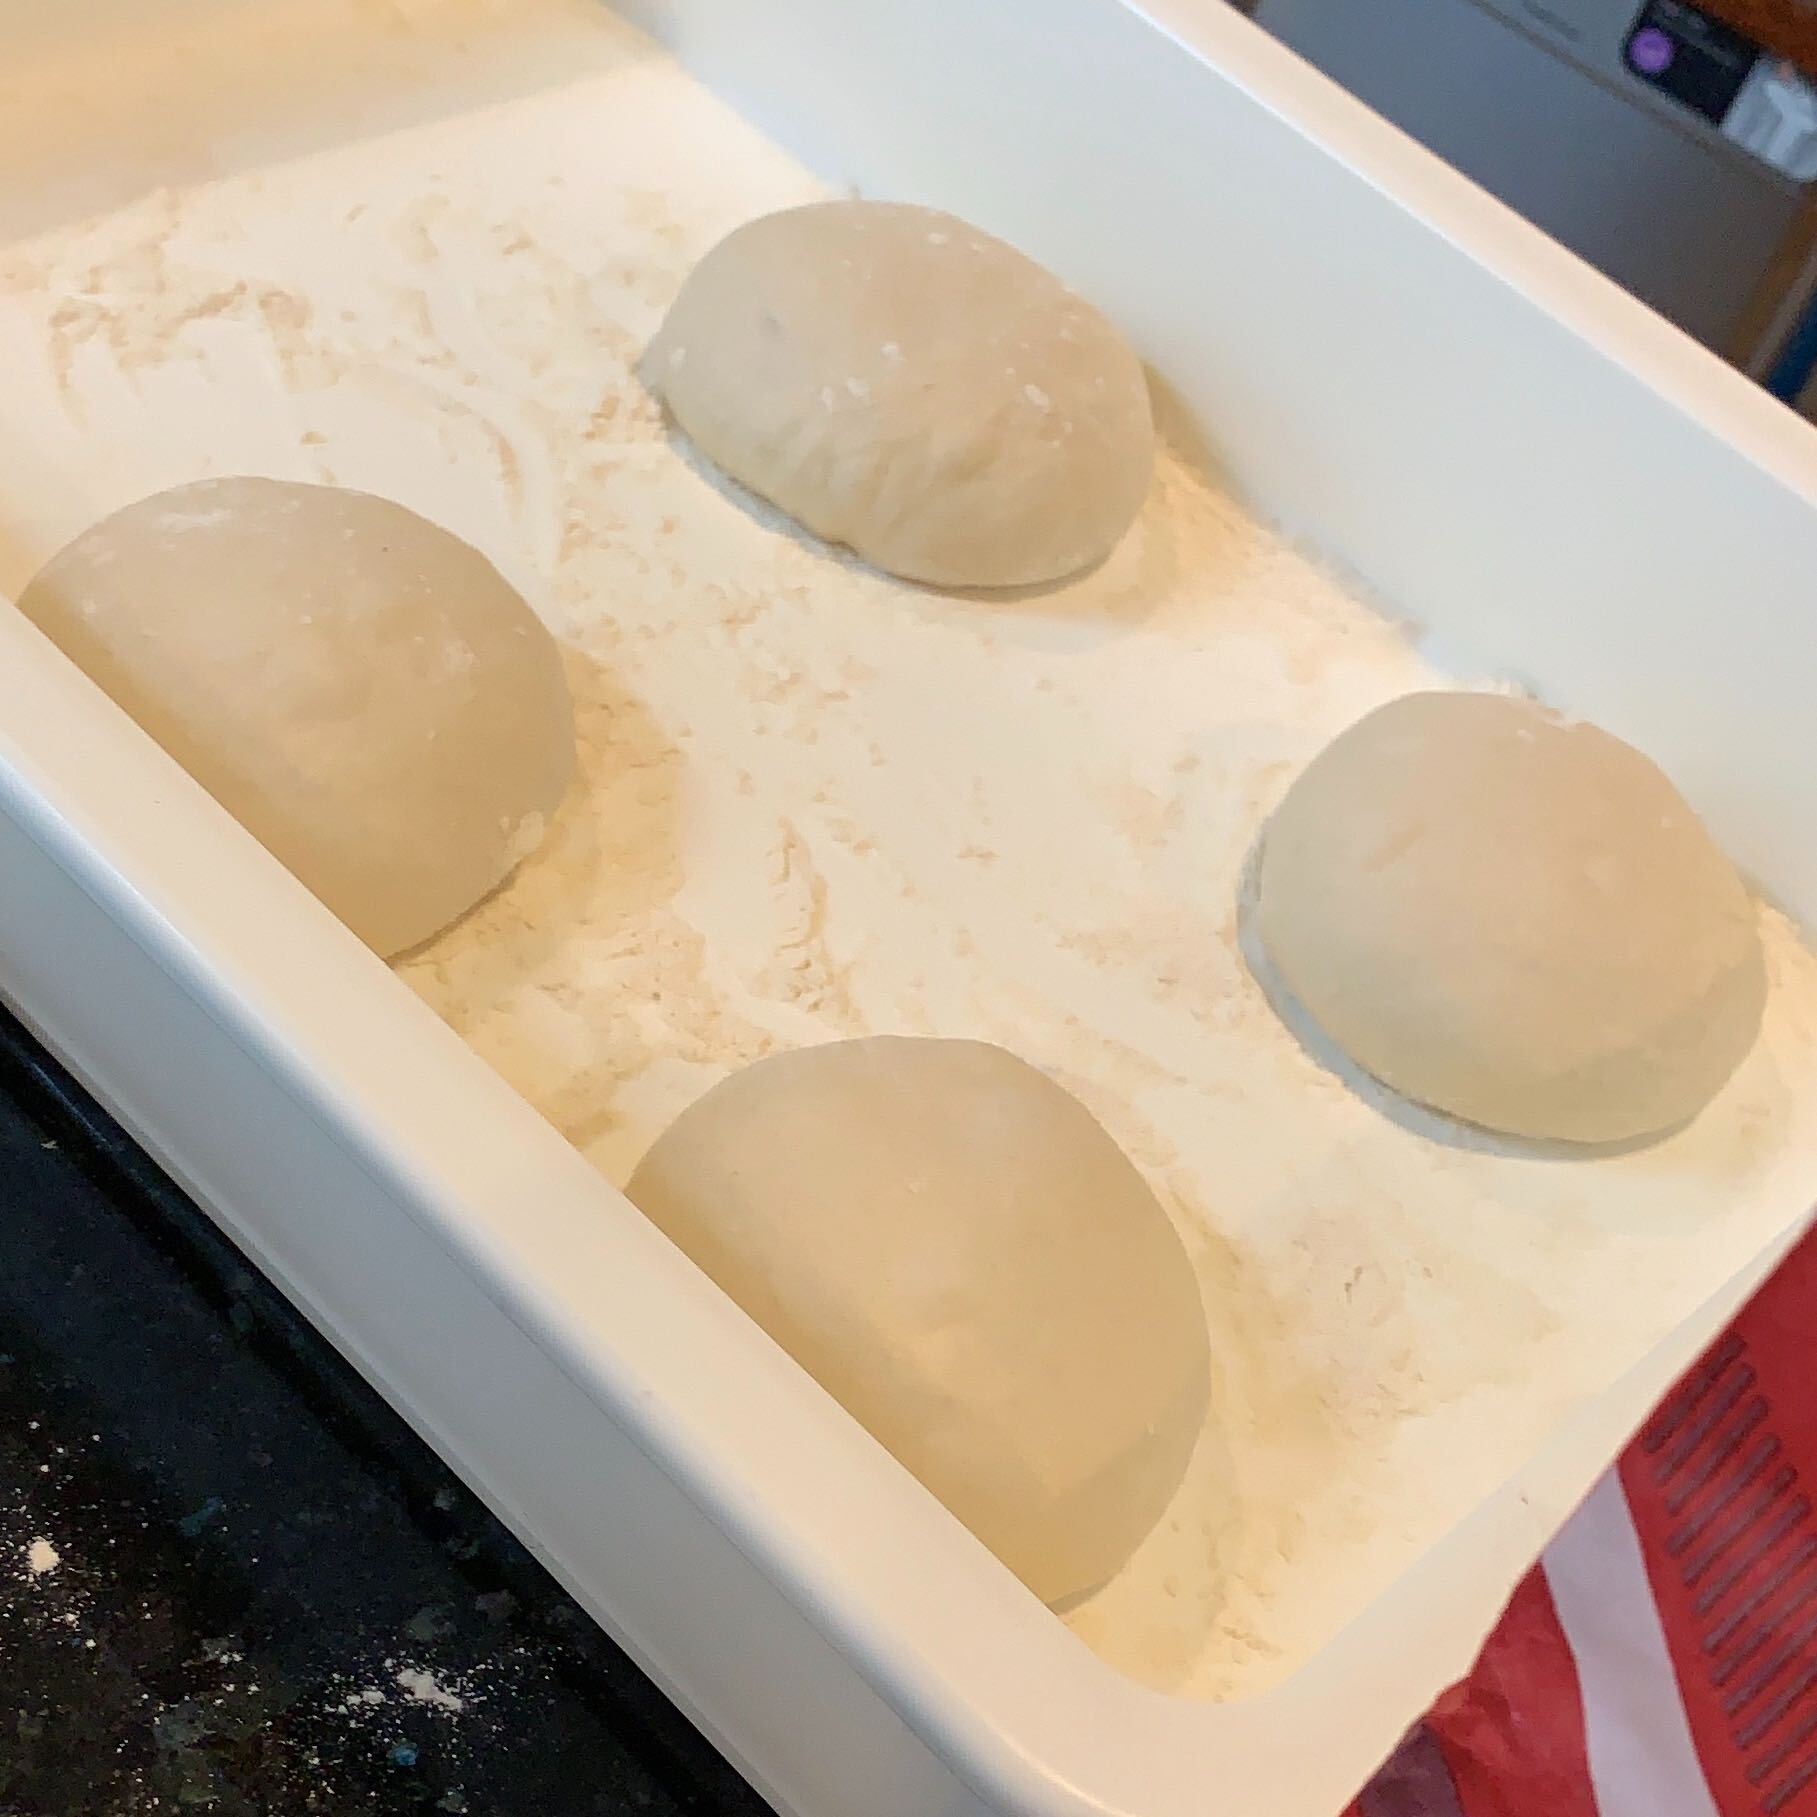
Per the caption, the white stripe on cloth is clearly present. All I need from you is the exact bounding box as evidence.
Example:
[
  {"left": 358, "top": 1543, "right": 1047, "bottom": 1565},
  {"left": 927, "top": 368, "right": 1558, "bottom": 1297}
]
[{"left": 1544, "top": 1470, "right": 1721, "bottom": 1817}]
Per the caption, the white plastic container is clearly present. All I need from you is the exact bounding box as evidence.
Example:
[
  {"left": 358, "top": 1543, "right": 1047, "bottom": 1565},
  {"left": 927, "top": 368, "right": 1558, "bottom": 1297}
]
[{"left": 1, "top": 3, "right": 1815, "bottom": 1812}]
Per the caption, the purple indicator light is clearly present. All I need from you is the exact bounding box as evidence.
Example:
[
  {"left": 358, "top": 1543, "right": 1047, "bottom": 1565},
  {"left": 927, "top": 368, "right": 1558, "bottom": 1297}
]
[{"left": 1629, "top": 26, "right": 1675, "bottom": 77}]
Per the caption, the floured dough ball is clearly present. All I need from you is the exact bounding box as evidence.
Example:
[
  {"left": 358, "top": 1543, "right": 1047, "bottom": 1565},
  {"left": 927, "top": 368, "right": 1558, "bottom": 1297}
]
[
  {"left": 18, "top": 477, "right": 574, "bottom": 958},
  {"left": 1254, "top": 691, "right": 1766, "bottom": 1143},
  {"left": 646, "top": 200, "right": 1154, "bottom": 588},
  {"left": 627, "top": 1037, "right": 1209, "bottom": 1603}
]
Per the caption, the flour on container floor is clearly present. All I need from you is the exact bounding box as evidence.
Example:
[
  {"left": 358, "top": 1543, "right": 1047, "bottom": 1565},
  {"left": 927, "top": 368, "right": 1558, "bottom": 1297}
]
[{"left": 1, "top": 10, "right": 1815, "bottom": 1700}]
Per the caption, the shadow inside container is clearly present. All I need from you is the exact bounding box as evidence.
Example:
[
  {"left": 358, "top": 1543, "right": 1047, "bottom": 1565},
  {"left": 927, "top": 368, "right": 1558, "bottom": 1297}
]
[{"left": 1233, "top": 831, "right": 1692, "bottom": 1162}]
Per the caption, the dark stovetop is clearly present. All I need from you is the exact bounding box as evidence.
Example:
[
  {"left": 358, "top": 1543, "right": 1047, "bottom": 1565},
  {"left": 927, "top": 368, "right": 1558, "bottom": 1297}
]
[{"left": 0, "top": 1006, "right": 771, "bottom": 1816}]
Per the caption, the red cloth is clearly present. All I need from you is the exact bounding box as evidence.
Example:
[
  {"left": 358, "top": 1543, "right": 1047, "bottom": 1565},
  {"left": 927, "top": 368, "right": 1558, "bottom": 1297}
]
[{"left": 1352, "top": 1225, "right": 1817, "bottom": 1815}]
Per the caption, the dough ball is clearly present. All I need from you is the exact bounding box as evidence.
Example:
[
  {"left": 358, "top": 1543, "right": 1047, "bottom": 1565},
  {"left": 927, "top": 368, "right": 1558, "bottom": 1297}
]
[
  {"left": 647, "top": 200, "right": 1154, "bottom": 588},
  {"left": 18, "top": 478, "right": 574, "bottom": 957},
  {"left": 1254, "top": 691, "right": 1765, "bottom": 1143},
  {"left": 627, "top": 1037, "right": 1209, "bottom": 1603}
]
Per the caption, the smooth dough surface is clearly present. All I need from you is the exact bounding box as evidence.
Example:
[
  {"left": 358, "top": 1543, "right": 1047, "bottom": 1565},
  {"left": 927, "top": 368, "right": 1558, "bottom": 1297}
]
[
  {"left": 1254, "top": 691, "right": 1766, "bottom": 1143},
  {"left": 626, "top": 1037, "right": 1210, "bottom": 1603},
  {"left": 646, "top": 200, "right": 1155, "bottom": 589},
  {"left": 18, "top": 478, "right": 574, "bottom": 957}
]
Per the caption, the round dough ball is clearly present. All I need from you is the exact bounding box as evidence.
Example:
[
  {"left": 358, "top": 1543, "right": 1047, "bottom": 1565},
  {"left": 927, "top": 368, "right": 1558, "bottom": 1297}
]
[
  {"left": 646, "top": 200, "right": 1155, "bottom": 589},
  {"left": 18, "top": 478, "right": 574, "bottom": 958},
  {"left": 627, "top": 1037, "right": 1209, "bottom": 1603},
  {"left": 1254, "top": 691, "right": 1765, "bottom": 1143}
]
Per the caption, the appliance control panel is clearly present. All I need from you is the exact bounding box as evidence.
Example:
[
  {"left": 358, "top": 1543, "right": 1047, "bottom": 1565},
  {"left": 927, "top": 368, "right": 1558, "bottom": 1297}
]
[{"left": 1469, "top": 0, "right": 1817, "bottom": 177}]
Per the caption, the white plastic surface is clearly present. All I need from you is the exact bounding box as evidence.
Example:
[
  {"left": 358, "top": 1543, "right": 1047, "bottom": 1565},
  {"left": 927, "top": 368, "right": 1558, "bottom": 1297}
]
[{"left": 0, "top": 4, "right": 1814, "bottom": 1815}]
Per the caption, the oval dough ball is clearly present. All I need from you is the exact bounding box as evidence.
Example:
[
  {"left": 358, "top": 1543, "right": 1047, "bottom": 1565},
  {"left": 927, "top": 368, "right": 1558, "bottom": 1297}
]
[
  {"left": 18, "top": 478, "right": 574, "bottom": 957},
  {"left": 647, "top": 200, "right": 1155, "bottom": 588},
  {"left": 1254, "top": 691, "right": 1766, "bottom": 1143},
  {"left": 627, "top": 1037, "right": 1209, "bottom": 1603}
]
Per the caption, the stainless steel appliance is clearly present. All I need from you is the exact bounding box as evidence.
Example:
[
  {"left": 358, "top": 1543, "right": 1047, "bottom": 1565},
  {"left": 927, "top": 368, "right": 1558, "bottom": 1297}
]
[{"left": 1247, "top": 0, "right": 1817, "bottom": 404}]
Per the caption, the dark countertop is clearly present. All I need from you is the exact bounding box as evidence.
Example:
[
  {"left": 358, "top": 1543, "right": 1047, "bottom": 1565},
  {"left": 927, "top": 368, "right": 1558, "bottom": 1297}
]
[{"left": 0, "top": 1007, "right": 770, "bottom": 1816}]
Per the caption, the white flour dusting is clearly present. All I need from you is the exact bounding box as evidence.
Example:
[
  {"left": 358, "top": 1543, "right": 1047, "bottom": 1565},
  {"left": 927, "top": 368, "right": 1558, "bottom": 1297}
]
[
  {"left": 1, "top": 7, "right": 1815, "bottom": 1704},
  {"left": 323, "top": 1655, "right": 490, "bottom": 1728},
  {"left": 328, "top": 1665, "right": 471, "bottom": 1719},
  {"left": 397, "top": 1666, "right": 468, "bottom": 1714},
  {"left": 2, "top": 1430, "right": 98, "bottom": 1637}
]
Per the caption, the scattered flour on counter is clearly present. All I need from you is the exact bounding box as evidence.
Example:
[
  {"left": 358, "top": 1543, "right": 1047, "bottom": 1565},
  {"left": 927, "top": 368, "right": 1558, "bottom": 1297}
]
[
  {"left": 320, "top": 1652, "right": 504, "bottom": 1736},
  {"left": 328, "top": 1667, "right": 466, "bottom": 1718},
  {"left": 2, "top": 1424, "right": 103, "bottom": 1642},
  {"left": 303, "top": 1642, "right": 545, "bottom": 1807},
  {"left": 3, "top": 16, "right": 1817, "bottom": 1704},
  {"left": 397, "top": 1666, "right": 468, "bottom": 1714}
]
